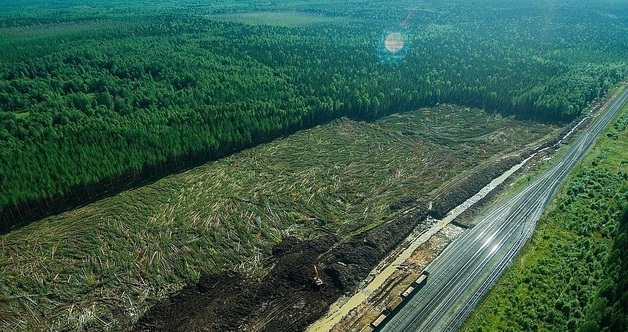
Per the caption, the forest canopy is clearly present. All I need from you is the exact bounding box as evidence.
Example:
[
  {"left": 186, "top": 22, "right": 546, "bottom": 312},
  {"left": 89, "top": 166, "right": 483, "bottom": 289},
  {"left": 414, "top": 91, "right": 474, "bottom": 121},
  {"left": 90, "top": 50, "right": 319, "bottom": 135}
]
[{"left": 1, "top": 0, "right": 627, "bottom": 230}]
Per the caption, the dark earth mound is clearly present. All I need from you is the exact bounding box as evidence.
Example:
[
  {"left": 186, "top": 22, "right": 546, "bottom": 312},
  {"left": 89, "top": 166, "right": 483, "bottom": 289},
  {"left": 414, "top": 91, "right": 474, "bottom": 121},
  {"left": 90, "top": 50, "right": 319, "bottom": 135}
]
[{"left": 136, "top": 236, "right": 336, "bottom": 331}]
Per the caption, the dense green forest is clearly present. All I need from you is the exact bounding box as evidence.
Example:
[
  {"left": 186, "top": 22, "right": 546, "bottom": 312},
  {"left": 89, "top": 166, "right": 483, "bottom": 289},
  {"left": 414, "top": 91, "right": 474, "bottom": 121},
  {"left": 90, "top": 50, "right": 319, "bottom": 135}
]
[
  {"left": 464, "top": 109, "right": 628, "bottom": 332},
  {"left": 581, "top": 205, "right": 628, "bottom": 332},
  {"left": 580, "top": 112, "right": 628, "bottom": 332},
  {"left": 1, "top": 0, "right": 627, "bottom": 230}
]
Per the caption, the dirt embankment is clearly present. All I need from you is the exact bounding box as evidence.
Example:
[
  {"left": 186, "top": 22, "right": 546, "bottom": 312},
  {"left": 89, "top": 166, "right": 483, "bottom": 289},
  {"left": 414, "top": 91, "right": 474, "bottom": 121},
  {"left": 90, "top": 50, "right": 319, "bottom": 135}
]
[{"left": 429, "top": 154, "right": 525, "bottom": 219}]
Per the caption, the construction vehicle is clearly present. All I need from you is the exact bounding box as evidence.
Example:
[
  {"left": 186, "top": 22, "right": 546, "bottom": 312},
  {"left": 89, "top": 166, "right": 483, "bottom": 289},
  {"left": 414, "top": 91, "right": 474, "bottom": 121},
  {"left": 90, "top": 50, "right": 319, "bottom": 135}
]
[
  {"left": 370, "top": 312, "right": 388, "bottom": 329},
  {"left": 386, "top": 296, "right": 404, "bottom": 312},
  {"left": 370, "top": 271, "right": 430, "bottom": 329},
  {"left": 415, "top": 271, "right": 429, "bottom": 286},
  {"left": 401, "top": 271, "right": 429, "bottom": 298},
  {"left": 313, "top": 265, "right": 323, "bottom": 286}
]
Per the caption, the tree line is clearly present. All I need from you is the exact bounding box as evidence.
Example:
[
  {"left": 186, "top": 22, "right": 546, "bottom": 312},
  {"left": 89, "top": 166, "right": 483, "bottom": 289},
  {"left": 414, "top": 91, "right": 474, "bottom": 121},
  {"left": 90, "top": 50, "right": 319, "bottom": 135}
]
[{"left": 1, "top": 0, "right": 627, "bottom": 230}]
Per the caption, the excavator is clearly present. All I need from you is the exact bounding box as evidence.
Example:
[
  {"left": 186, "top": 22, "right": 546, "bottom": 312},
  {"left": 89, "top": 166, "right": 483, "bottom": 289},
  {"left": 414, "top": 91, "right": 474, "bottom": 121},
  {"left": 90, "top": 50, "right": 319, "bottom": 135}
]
[{"left": 313, "top": 265, "right": 323, "bottom": 286}]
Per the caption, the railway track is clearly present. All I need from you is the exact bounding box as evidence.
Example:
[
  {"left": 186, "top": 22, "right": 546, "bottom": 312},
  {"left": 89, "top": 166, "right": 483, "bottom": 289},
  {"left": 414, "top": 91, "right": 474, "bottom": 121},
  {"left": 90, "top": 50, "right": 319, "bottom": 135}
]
[{"left": 380, "top": 85, "right": 628, "bottom": 332}]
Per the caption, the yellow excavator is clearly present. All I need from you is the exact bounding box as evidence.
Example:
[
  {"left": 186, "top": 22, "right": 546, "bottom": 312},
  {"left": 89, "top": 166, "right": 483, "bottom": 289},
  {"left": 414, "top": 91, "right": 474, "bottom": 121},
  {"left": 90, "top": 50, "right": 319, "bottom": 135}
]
[{"left": 313, "top": 265, "right": 323, "bottom": 286}]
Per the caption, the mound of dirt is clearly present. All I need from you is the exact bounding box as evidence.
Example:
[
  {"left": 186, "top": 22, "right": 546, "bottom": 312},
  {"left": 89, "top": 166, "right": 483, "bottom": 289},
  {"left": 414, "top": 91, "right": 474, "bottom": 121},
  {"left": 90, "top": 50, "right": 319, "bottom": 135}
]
[
  {"left": 430, "top": 154, "right": 525, "bottom": 219},
  {"left": 136, "top": 236, "right": 339, "bottom": 332}
]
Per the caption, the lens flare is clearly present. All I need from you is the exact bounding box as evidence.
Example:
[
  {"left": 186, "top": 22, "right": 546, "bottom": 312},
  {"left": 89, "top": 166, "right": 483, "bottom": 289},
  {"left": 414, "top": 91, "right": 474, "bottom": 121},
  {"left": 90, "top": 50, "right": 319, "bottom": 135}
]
[
  {"left": 377, "top": 27, "right": 409, "bottom": 64},
  {"left": 384, "top": 32, "right": 405, "bottom": 53}
]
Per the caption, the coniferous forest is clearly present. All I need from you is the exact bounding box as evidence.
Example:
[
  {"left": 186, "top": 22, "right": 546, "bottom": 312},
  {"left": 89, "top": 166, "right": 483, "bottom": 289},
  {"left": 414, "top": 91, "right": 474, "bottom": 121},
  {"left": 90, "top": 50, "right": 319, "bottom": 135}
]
[{"left": 1, "top": 0, "right": 627, "bottom": 230}]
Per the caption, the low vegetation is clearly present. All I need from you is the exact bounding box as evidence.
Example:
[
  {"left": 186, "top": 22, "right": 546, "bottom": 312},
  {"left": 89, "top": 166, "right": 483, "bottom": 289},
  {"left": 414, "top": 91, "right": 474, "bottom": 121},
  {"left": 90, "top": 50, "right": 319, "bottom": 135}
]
[{"left": 463, "top": 106, "right": 628, "bottom": 332}]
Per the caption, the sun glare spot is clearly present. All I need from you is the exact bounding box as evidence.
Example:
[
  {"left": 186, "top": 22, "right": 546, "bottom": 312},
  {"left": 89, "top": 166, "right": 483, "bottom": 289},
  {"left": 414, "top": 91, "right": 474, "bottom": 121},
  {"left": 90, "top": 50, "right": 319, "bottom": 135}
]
[
  {"left": 483, "top": 233, "right": 495, "bottom": 247},
  {"left": 377, "top": 28, "right": 409, "bottom": 64},
  {"left": 384, "top": 32, "right": 405, "bottom": 53}
]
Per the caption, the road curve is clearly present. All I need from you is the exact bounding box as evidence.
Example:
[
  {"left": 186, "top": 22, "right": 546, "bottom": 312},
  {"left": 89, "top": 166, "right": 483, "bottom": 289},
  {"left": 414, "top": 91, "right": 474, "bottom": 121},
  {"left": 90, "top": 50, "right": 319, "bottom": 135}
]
[{"left": 381, "top": 86, "right": 628, "bottom": 332}]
